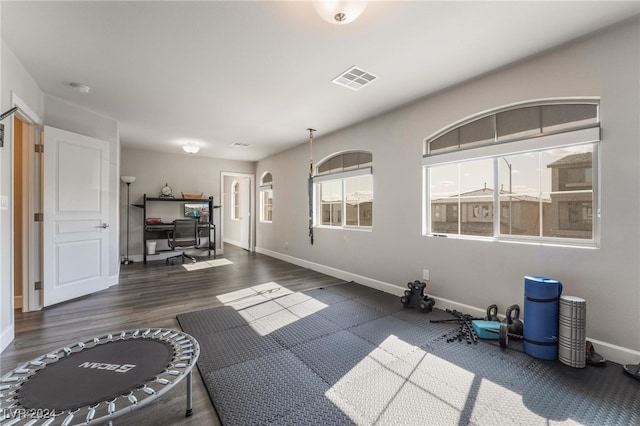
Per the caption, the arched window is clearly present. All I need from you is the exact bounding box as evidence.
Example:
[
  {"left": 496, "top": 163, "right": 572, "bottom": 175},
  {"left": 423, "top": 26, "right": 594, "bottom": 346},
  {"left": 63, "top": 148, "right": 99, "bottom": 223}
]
[
  {"left": 426, "top": 101, "right": 598, "bottom": 155},
  {"left": 423, "top": 99, "right": 599, "bottom": 246},
  {"left": 316, "top": 151, "right": 372, "bottom": 176},
  {"left": 231, "top": 180, "right": 240, "bottom": 220},
  {"left": 314, "top": 151, "right": 373, "bottom": 228},
  {"left": 260, "top": 172, "right": 273, "bottom": 223}
]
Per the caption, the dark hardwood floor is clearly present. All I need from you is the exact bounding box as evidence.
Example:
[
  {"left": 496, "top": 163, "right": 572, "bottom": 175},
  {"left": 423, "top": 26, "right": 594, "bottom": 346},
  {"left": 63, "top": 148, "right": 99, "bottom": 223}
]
[{"left": 2, "top": 245, "right": 346, "bottom": 425}]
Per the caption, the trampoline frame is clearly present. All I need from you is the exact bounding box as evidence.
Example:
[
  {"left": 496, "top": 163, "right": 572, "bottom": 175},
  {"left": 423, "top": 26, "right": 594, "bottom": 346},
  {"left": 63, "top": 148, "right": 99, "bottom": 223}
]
[{"left": 0, "top": 328, "right": 199, "bottom": 426}]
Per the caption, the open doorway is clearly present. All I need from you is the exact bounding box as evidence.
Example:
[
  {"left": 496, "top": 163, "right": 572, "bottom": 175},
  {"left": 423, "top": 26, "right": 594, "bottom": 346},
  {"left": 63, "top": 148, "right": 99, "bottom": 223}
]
[
  {"left": 13, "top": 116, "right": 27, "bottom": 312},
  {"left": 221, "top": 172, "right": 254, "bottom": 252},
  {"left": 11, "top": 96, "right": 43, "bottom": 314}
]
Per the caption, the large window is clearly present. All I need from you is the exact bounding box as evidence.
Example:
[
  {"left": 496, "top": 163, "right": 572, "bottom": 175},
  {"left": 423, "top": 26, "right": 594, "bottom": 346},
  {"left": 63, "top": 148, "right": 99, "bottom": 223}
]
[
  {"left": 315, "top": 151, "right": 373, "bottom": 229},
  {"left": 424, "top": 100, "right": 599, "bottom": 246},
  {"left": 260, "top": 172, "right": 273, "bottom": 223}
]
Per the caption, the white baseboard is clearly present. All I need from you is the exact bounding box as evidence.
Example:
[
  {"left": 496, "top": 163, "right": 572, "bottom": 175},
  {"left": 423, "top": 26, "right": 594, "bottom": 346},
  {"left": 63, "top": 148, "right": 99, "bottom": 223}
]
[
  {"left": 223, "top": 238, "right": 242, "bottom": 248},
  {"left": 255, "top": 247, "right": 400, "bottom": 295},
  {"left": 1, "top": 324, "right": 15, "bottom": 353},
  {"left": 255, "top": 246, "right": 640, "bottom": 365},
  {"left": 585, "top": 338, "right": 640, "bottom": 366},
  {"left": 128, "top": 255, "right": 144, "bottom": 263},
  {"left": 109, "top": 274, "right": 119, "bottom": 287}
]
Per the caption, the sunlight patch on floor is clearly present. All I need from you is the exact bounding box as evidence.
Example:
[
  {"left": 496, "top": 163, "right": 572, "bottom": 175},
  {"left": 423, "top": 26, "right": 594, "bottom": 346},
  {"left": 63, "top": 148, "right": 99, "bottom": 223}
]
[
  {"left": 182, "top": 258, "right": 233, "bottom": 271},
  {"left": 215, "top": 282, "right": 327, "bottom": 336},
  {"left": 323, "top": 335, "right": 505, "bottom": 425}
]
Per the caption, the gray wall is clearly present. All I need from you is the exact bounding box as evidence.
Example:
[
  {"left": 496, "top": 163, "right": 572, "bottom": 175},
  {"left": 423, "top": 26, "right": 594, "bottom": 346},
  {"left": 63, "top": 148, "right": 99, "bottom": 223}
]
[
  {"left": 120, "top": 147, "right": 255, "bottom": 259},
  {"left": 256, "top": 20, "right": 640, "bottom": 361}
]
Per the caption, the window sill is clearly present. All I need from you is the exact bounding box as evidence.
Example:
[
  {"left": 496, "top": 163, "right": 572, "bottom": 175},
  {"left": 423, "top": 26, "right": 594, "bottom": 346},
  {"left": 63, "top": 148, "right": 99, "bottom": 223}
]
[
  {"left": 315, "top": 225, "right": 373, "bottom": 232},
  {"left": 425, "top": 233, "right": 598, "bottom": 249}
]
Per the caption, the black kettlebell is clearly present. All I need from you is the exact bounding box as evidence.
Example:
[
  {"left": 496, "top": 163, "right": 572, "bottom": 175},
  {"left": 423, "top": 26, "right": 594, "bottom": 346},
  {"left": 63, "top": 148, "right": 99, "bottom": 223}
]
[
  {"left": 485, "top": 304, "right": 499, "bottom": 322},
  {"left": 503, "top": 304, "right": 523, "bottom": 336}
]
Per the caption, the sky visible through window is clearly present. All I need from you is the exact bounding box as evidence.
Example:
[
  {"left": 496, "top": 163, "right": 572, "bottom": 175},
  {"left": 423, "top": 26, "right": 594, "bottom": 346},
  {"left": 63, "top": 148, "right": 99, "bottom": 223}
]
[{"left": 430, "top": 144, "right": 593, "bottom": 198}]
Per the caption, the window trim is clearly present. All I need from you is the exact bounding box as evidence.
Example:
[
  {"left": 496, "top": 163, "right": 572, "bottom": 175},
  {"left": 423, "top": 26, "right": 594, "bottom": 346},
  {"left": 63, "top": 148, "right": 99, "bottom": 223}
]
[
  {"left": 423, "top": 127, "right": 599, "bottom": 167},
  {"left": 314, "top": 183, "right": 374, "bottom": 230},
  {"left": 423, "top": 127, "right": 600, "bottom": 248},
  {"left": 259, "top": 188, "right": 273, "bottom": 223},
  {"left": 259, "top": 171, "right": 273, "bottom": 224},
  {"left": 313, "top": 167, "right": 372, "bottom": 183},
  {"left": 316, "top": 150, "right": 372, "bottom": 177},
  {"left": 260, "top": 171, "right": 273, "bottom": 186},
  {"left": 313, "top": 163, "right": 373, "bottom": 230}
]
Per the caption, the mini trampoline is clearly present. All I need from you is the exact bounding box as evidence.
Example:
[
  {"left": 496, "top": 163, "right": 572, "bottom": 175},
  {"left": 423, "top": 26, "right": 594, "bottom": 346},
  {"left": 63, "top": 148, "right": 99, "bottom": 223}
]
[{"left": 0, "top": 328, "right": 199, "bottom": 425}]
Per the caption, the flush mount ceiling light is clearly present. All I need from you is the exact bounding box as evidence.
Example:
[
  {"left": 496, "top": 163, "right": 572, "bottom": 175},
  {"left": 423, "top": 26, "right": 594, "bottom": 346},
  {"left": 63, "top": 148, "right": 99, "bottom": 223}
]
[
  {"left": 69, "top": 82, "right": 91, "bottom": 93},
  {"left": 313, "top": 0, "right": 368, "bottom": 25},
  {"left": 182, "top": 142, "right": 200, "bottom": 154},
  {"left": 231, "top": 141, "right": 251, "bottom": 148}
]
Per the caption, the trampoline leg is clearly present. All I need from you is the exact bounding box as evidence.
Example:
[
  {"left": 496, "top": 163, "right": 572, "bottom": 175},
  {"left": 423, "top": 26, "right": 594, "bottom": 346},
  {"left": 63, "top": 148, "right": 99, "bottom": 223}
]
[{"left": 186, "top": 371, "right": 193, "bottom": 417}]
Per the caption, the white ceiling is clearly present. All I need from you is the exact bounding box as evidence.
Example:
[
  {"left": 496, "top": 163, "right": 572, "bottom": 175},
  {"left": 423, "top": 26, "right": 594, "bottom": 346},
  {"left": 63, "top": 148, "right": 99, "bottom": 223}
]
[{"left": 2, "top": 1, "right": 639, "bottom": 162}]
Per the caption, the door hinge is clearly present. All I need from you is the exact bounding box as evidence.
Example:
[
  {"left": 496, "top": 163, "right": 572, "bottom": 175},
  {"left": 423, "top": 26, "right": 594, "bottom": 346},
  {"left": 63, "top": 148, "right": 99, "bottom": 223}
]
[
  {"left": 35, "top": 144, "right": 44, "bottom": 153},
  {"left": 34, "top": 281, "right": 43, "bottom": 290},
  {"left": 34, "top": 213, "right": 44, "bottom": 222}
]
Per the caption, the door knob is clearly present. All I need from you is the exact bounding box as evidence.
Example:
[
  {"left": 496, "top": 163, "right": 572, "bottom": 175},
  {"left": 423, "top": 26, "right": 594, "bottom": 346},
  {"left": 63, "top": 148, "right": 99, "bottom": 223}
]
[{"left": 99, "top": 223, "right": 110, "bottom": 228}]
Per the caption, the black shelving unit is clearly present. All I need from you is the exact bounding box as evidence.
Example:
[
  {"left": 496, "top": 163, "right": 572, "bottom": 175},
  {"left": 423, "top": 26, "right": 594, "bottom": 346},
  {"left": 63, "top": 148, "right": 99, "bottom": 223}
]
[{"left": 135, "top": 194, "right": 220, "bottom": 264}]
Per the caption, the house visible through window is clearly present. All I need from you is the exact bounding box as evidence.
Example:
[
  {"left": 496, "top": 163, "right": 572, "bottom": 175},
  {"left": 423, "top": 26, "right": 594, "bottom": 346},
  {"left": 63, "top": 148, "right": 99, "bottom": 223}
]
[
  {"left": 260, "top": 172, "right": 273, "bottom": 223},
  {"left": 424, "top": 100, "right": 599, "bottom": 246},
  {"left": 315, "top": 151, "right": 373, "bottom": 229}
]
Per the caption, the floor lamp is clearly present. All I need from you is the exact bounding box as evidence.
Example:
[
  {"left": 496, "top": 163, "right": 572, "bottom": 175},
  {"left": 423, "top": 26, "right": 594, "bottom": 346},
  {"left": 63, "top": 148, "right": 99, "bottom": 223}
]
[{"left": 121, "top": 176, "right": 136, "bottom": 264}]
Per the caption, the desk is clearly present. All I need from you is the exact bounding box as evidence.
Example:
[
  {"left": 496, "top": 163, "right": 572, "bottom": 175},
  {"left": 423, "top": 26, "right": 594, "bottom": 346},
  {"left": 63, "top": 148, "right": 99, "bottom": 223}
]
[
  {"left": 136, "top": 195, "right": 220, "bottom": 264},
  {"left": 145, "top": 222, "right": 216, "bottom": 264}
]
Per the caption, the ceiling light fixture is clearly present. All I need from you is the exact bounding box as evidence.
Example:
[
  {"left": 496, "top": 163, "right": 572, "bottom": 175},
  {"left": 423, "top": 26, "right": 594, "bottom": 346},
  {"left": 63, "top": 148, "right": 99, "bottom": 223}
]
[
  {"left": 313, "top": 0, "right": 368, "bottom": 25},
  {"left": 182, "top": 143, "right": 200, "bottom": 154},
  {"left": 231, "top": 141, "right": 251, "bottom": 148},
  {"left": 69, "top": 82, "right": 91, "bottom": 93}
]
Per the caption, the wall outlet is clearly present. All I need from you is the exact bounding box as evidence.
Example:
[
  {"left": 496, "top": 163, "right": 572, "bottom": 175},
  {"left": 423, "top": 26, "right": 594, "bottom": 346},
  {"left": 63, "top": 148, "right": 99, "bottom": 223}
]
[
  {"left": 0, "top": 195, "right": 8, "bottom": 210},
  {"left": 422, "top": 269, "right": 430, "bottom": 281},
  {"left": 284, "top": 241, "right": 289, "bottom": 250}
]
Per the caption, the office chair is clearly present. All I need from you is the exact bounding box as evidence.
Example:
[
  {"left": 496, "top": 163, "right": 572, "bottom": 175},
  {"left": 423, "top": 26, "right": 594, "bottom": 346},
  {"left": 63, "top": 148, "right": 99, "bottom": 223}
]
[{"left": 166, "top": 219, "right": 200, "bottom": 264}]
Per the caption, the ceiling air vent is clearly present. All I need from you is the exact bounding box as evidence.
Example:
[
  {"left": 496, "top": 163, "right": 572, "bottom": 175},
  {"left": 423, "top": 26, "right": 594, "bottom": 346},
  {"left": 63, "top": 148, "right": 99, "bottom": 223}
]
[
  {"left": 332, "top": 66, "right": 378, "bottom": 91},
  {"left": 231, "top": 142, "right": 251, "bottom": 148}
]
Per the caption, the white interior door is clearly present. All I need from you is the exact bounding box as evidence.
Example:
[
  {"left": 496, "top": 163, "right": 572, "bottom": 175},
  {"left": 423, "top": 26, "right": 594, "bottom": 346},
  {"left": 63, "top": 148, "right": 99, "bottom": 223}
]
[{"left": 43, "top": 126, "right": 110, "bottom": 306}]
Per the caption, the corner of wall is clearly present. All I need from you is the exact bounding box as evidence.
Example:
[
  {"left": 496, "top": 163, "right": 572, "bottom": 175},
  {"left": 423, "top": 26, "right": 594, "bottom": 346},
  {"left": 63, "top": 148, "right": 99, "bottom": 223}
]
[{"left": 0, "top": 324, "right": 15, "bottom": 353}]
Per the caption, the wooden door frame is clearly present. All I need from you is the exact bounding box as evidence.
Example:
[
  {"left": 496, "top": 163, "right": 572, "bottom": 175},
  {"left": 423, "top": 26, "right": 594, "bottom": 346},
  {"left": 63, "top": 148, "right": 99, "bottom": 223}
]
[{"left": 11, "top": 93, "right": 43, "bottom": 314}]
